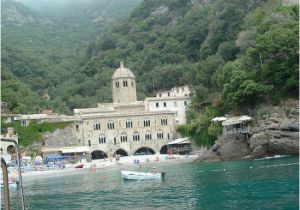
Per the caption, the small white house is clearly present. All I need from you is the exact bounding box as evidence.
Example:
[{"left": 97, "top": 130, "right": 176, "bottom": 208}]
[{"left": 145, "top": 85, "right": 192, "bottom": 125}]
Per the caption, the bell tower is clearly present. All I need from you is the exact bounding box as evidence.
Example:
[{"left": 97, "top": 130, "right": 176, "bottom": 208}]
[{"left": 112, "top": 61, "right": 137, "bottom": 103}]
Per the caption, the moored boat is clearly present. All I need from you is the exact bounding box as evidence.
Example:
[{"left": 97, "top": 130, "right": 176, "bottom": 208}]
[
  {"left": 121, "top": 170, "right": 165, "bottom": 180},
  {"left": 74, "top": 163, "right": 84, "bottom": 168},
  {"left": 0, "top": 181, "right": 19, "bottom": 188}
]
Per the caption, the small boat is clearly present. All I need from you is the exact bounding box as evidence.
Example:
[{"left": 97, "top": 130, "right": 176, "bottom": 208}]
[
  {"left": 0, "top": 181, "right": 19, "bottom": 188},
  {"left": 75, "top": 163, "right": 84, "bottom": 168},
  {"left": 121, "top": 171, "right": 165, "bottom": 180}
]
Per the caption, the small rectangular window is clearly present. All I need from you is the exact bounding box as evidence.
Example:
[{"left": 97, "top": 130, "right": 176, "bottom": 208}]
[
  {"left": 163, "top": 102, "right": 166, "bottom": 107},
  {"left": 184, "top": 101, "right": 187, "bottom": 106},
  {"left": 174, "top": 101, "right": 177, "bottom": 107},
  {"left": 156, "top": 102, "right": 159, "bottom": 108},
  {"left": 167, "top": 92, "right": 170, "bottom": 96}
]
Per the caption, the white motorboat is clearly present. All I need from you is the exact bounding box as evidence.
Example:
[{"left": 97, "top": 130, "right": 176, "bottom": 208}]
[
  {"left": 0, "top": 181, "right": 18, "bottom": 188},
  {"left": 121, "top": 170, "right": 165, "bottom": 180}
]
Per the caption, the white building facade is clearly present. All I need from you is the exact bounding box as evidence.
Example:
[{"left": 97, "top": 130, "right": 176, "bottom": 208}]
[{"left": 145, "top": 85, "right": 192, "bottom": 125}]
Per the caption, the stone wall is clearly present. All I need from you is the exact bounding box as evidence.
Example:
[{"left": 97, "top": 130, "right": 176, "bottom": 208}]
[{"left": 43, "top": 125, "right": 80, "bottom": 147}]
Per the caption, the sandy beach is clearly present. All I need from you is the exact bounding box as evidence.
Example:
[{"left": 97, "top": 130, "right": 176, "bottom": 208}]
[{"left": 18, "top": 154, "right": 198, "bottom": 180}]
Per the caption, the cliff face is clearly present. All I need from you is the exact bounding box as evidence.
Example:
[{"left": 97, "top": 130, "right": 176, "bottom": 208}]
[
  {"left": 196, "top": 99, "right": 299, "bottom": 162},
  {"left": 250, "top": 99, "right": 299, "bottom": 158},
  {"left": 43, "top": 126, "right": 79, "bottom": 147}
]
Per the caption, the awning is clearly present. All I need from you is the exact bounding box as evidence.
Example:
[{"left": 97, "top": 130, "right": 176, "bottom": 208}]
[
  {"left": 211, "top": 117, "right": 227, "bottom": 122},
  {"left": 167, "top": 137, "right": 191, "bottom": 145},
  {"left": 42, "top": 148, "right": 62, "bottom": 152},
  {"left": 75, "top": 147, "right": 90, "bottom": 153},
  {"left": 61, "top": 147, "right": 89, "bottom": 154},
  {"left": 222, "top": 115, "right": 252, "bottom": 126},
  {"left": 46, "top": 155, "right": 66, "bottom": 160}
]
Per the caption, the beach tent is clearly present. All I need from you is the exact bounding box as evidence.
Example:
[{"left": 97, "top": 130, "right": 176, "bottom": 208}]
[{"left": 34, "top": 156, "right": 43, "bottom": 165}]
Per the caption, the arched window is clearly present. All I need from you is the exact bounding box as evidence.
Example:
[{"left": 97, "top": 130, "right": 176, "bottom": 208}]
[
  {"left": 6, "top": 145, "right": 15, "bottom": 154},
  {"left": 126, "top": 119, "right": 133, "bottom": 128},
  {"left": 108, "top": 121, "right": 114, "bottom": 129},
  {"left": 144, "top": 119, "right": 150, "bottom": 127},
  {"left": 94, "top": 122, "right": 101, "bottom": 130},
  {"left": 145, "top": 130, "right": 152, "bottom": 140},
  {"left": 157, "top": 130, "right": 164, "bottom": 139},
  {"left": 99, "top": 134, "right": 106, "bottom": 144},
  {"left": 161, "top": 118, "right": 168, "bottom": 125},
  {"left": 133, "top": 131, "right": 140, "bottom": 141},
  {"left": 120, "top": 132, "right": 128, "bottom": 142}
]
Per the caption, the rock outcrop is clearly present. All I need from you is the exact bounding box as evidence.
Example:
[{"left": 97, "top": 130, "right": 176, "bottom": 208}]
[
  {"left": 43, "top": 126, "right": 79, "bottom": 147},
  {"left": 196, "top": 98, "right": 299, "bottom": 162}
]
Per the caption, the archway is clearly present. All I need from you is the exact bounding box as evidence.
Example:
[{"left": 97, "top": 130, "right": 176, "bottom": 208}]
[
  {"left": 113, "top": 148, "right": 128, "bottom": 157},
  {"left": 133, "top": 147, "right": 155, "bottom": 156},
  {"left": 7, "top": 145, "right": 15, "bottom": 154},
  {"left": 160, "top": 145, "right": 168, "bottom": 154},
  {"left": 91, "top": 150, "right": 107, "bottom": 160}
]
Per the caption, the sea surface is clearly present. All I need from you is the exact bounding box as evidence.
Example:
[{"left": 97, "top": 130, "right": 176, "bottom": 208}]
[{"left": 2, "top": 156, "right": 299, "bottom": 210}]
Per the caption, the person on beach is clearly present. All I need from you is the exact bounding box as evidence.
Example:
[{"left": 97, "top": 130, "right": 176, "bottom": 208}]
[{"left": 92, "top": 164, "right": 96, "bottom": 172}]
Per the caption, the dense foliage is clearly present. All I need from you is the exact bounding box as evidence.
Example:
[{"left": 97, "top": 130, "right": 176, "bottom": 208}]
[
  {"left": 1, "top": 0, "right": 142, "bottom": 114},
  {"left": 2, "top": 0, "right": 298, "bottom": 146},
  {"left": 2, "top": 119, "right": 73, "bottom": 146}
]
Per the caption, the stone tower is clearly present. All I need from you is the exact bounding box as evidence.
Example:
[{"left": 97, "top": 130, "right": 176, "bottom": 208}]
[{"left": 112, "top": 61, "right": 137, "bottom": 103}]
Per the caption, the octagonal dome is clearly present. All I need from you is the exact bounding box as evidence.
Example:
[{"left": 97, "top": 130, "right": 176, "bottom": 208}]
[{"left": 112, "top": 61, "right": 135, "bottom": 79}]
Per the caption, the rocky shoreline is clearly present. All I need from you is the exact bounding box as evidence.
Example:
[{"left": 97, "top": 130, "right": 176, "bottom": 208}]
[{"left": 195, "top": 99, "right": 299, "bottom": 162}]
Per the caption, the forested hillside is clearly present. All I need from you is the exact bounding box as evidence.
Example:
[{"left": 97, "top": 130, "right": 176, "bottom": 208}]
[
  {"left": 2, "top": 0, "right": 298, "bottom": 135},
  {"left": 1, "top": 0, "right": 142, "bottom": 113},
  {"left": 66, "top": 0, "right": 299, "bottom": 146}
]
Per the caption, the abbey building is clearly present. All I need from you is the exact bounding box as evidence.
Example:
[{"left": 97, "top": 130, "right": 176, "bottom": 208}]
[
  {"left": 9, "top": 62, "right": 191, "bottom": 160},
  {"left": 73, "top": 62, "right": 178, "bottom": 159}
]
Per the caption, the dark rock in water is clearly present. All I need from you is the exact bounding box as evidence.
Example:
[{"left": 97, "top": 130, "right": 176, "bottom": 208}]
[
  {"left": 251, "top": 144, "right": 269, "bottom": 159},
  {"left": 217, "top": 140, "right": 251, "bottom": 160},
  {"left": 194, "top": 150, "right": 222, "bottom": 162},
  {"left": 267, "top": 138, "right": 299, "bottom": 155}
]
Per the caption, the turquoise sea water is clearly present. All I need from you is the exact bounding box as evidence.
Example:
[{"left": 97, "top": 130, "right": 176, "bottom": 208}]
[{"left": 3, "top": 156, "right": 299, "bottom": 210}]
